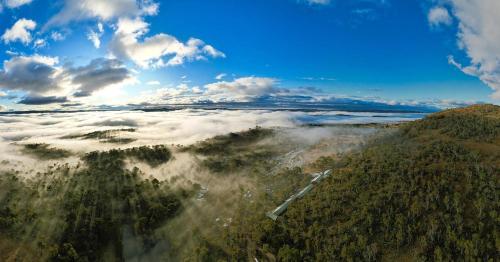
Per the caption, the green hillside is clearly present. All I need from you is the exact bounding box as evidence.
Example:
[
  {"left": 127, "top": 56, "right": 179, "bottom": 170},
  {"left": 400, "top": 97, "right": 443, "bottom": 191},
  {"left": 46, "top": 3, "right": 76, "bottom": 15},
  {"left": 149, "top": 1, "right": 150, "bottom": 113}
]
[{"left": 209, "top": 104, "right": 499, "bottom": 261}]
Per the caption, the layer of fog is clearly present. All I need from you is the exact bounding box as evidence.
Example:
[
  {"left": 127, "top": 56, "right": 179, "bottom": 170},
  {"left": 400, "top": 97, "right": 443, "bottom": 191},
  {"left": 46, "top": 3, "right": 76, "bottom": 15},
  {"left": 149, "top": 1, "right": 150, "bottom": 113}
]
[{"left": 0, "top": 109, "right": 417, "bottom": 176}]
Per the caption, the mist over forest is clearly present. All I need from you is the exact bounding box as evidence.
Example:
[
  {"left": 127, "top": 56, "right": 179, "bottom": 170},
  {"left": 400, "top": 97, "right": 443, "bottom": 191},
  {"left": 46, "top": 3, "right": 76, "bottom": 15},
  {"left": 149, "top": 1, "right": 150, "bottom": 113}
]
[{"left": 0, "top": 109, "right": 398, "bottom": 261}]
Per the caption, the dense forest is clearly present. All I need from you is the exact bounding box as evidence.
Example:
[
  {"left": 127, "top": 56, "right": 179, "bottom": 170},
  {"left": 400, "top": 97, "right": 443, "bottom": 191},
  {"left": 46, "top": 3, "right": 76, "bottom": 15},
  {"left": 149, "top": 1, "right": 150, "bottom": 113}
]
[
  {"left": 193, "top": 104, "right": 499, "bottom": 261},
  {"left": 0, "top": 145, "right": 181, "bottom": 261}
]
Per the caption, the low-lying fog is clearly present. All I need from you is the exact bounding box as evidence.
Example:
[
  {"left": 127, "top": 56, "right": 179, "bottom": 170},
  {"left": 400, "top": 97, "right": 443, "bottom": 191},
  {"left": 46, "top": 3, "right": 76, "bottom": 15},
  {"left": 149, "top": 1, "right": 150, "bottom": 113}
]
[{"left": 0, "top": 109, "right": 421, "bottom": 175}]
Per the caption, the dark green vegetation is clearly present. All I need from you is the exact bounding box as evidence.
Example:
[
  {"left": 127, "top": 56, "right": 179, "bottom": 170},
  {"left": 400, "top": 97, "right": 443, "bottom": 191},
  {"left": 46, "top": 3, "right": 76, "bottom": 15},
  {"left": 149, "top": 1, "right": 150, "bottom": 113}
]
[
  {"left": 405, "top": 104, "right": 499, "bottom": 142},
  {"left": 62, "top": 128, "right": 137, "bottom": 144},
  {"left": 86, "top": 145, "right": 172, "bottom": 168},
  {"left": 0, "top": 145, "right": 177, "bottom": 261},
  {"left": 192, "top": 105, "right": 499, "bottom": 261},
  {"left": 185, "top": 127, "right": 277, "bottom": 173},
  {"left": 22, "top": 143, "right": 72, "bottom": 159},
  {"left": 102, "top": 137, "right": 137, "bottom": 144}
]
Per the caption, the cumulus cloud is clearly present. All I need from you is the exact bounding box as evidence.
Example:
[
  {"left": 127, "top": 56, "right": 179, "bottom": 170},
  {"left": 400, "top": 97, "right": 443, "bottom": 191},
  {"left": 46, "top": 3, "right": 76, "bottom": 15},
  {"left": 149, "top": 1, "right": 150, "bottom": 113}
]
[
  {"left": 0, "top": 55, "right": 64, "bottom": 95},
  {"left": 45, "top": 0, "right": 158, "bottom": 28},
  {"left": 205, "top": 77, "right": 277, "bottom": 102},
  {"left": 18, "top": 95, "right": 69, "bottom": 105},
  {"left": 110, "top": 17, "right": 225, "bottom": 68},
  {"left": 0, "top": 55, "right": 133, "bottom": 100},
  {"left": 428, "top": 7, "right": 452, "bottom": 27},
  {"left": 445, "top": 0, "right": 500, "bottom": 99},
  {"left": 67, "top": 58, "right": 133, "bottom": 97},
  {"left": 134, "top": 77, "right": 326, "bottom": 105},
  {"left": 4, "top": 0, "right": 32, "bottom": 8},
  {"left": 2, "top": 18, "right": 37, "bottom": 44}
]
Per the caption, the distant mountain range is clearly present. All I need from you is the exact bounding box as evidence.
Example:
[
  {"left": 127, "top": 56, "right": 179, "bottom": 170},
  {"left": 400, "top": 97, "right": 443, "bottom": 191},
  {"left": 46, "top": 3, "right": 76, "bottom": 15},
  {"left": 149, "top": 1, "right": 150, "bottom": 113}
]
[{"left": 1, "top": 97, "right": 441, "bottom": 115}]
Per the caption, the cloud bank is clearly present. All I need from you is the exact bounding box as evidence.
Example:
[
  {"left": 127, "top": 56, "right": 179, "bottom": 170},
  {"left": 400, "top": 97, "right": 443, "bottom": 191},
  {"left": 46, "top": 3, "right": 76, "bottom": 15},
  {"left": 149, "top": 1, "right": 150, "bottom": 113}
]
[{"left": 0, "top": 55, "right": 133, "bottom": 100}]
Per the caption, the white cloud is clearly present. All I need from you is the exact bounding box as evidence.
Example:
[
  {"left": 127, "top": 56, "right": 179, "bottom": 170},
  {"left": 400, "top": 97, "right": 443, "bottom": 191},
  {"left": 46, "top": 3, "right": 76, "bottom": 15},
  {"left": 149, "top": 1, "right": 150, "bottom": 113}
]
[
  {"left": 87, "top": 23, "right": 104, "bottom": 48},
  {"left": 0, "top": 91, "right": 7, "bottom": 97},
  {"left": 87, "top": 30, "right": 101, "bottom": 48},
  {"left": 2, "top": 18, "right": 37, "bottom": 44},
  {"left": 33, "top": 38, "right": 47, "bottom": 48},
  {"left": 147, "top": 80, "right": 160, "bottom": 85},
  {"left": 50, "top": 31, "right": 65, "bottom": 41},
  {"left": 133, "top": 83, "right": 204, "bottom": 104},
  {"left": 446, "top": 0, "right": 500, "bottom": 99},
  {"left": 45, "top": 0, "right": 158, "bottom": 28},
  {"left": 5, "top": 0, "right": 32, "bottom": 8},
  {"left": 203, "top": 45, "right": 226, "bottom": 58},
  {"left": 142, "top": 1, "right": 159, "bottom": 15},
  {"left": 110, "top": 17, "right": 225, "bottom": 68},
  {"left": 305, "top": 0, "right": 330, "bottom": 5},
  {"left": 5, "top": 50, "right": 19, "bottom": 56},
  {"left": 428, "top": 7, "right": 452, "bottom": 27},
  {"left": 215, "top": 73, "right": 226, "bottom": 80},
  {"left": 205, "top": 77, "right": 277, "bottom": 102},
  {"left": 133, "top": 77, "right": 317, "bottom": 105}
]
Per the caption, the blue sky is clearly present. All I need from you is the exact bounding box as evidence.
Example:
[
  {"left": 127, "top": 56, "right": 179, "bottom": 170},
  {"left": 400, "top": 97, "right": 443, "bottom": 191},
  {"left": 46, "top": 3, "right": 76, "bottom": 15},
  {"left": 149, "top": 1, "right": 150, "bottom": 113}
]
[{"left": 0, "top": 0, "right": 498, "bottom": 111}]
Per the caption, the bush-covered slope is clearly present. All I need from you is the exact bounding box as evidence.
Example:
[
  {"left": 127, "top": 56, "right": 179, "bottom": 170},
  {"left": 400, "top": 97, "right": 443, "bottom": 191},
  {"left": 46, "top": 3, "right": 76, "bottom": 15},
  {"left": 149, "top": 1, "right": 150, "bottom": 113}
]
[
  {"left": 211, "top": 104, "right": 499, "bottom": 261},
  {"left": 185, "top": 127, "right": 276, "bottom": 173}
]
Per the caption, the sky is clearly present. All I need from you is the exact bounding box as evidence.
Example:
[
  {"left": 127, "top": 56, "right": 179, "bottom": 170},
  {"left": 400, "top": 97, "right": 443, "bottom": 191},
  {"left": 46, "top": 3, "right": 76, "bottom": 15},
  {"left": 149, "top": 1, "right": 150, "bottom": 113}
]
[{"left": 0, "top": 0, "right": 498, "bottom": 111}]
